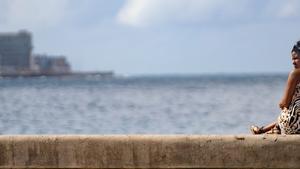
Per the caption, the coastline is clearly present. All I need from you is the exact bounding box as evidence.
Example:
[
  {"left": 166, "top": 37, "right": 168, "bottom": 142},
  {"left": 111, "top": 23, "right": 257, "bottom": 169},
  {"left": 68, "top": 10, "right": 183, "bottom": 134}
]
[{"left": 0, "top": 71, "right": 114, "bottom": 78}]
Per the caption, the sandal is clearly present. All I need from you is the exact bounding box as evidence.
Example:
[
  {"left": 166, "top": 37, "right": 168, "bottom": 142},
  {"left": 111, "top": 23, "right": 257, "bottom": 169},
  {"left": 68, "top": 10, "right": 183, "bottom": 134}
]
[{"left": 250, "top": 125, "right": 264, "bottom": 134}]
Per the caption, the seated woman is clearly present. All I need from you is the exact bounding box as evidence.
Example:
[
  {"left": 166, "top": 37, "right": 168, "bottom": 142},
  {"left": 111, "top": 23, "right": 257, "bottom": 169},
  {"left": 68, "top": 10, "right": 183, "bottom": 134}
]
[{"left": 251, "top": 41, "right": 300, "bottom": 134}]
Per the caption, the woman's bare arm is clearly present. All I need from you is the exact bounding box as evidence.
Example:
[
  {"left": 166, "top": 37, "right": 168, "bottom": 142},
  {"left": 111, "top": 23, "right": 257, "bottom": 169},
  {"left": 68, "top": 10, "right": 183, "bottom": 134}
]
[{"left": 279, "top": 69, "right": 300, "bottom": 109}]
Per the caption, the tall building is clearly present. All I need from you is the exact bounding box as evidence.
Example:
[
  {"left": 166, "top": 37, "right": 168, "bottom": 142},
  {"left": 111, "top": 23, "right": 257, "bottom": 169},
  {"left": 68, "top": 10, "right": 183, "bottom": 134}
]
[{"left": 0, "top": 30, "right": 33, "bottom": 74}]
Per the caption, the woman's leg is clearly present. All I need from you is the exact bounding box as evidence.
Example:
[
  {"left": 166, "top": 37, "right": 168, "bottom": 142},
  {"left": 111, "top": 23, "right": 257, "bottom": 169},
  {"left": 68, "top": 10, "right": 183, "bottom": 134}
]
[
  {"left": 251, "top": 122, "right": 277, "bottom": 134},
  {"left": 261, "top": 122, "right": 277, "bottom": 133}
]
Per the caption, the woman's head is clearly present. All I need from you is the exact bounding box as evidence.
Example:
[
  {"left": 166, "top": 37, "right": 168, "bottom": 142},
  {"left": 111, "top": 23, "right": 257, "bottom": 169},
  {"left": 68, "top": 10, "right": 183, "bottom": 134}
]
[{"left": 291, "top": 41, "right": 300, "bottom": 68}]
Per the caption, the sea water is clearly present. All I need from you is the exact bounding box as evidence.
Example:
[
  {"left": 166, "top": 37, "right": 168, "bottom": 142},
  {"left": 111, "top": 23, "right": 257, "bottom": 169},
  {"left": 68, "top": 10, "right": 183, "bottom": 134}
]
[{"left": 0, "top": 74, "right": 287, "bottom": 134}]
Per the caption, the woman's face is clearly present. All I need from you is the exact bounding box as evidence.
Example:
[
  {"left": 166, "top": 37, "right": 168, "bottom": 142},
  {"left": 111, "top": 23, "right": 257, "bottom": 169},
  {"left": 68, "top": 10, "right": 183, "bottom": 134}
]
[{"left": 291, "top": 51, "right": 300, "bottom": 68}]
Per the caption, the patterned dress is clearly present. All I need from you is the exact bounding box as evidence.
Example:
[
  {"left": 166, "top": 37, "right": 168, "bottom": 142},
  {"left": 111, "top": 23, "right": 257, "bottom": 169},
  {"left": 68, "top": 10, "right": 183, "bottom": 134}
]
[{"left": 278, "top": 83, "right": 300, "bottom": 134}]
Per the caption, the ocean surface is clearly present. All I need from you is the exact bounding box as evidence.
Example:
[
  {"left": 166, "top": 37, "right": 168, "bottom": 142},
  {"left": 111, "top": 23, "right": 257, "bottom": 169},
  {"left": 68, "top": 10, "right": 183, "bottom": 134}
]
[{"left": 0, "top": 74, "right": 288, "bottom": 134}]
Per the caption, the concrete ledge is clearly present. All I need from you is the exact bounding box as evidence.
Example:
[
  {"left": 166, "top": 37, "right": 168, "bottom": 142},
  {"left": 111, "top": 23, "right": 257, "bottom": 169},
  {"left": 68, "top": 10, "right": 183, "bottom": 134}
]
[{"left": 0, "top": 135, "right": 299, "bottom": 169}]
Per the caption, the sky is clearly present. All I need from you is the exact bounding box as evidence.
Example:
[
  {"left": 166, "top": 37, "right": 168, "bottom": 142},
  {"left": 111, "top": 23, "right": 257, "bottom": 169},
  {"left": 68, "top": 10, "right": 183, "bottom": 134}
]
[{"left": 0, "top": 0, "right": 300, "bottom": 75}]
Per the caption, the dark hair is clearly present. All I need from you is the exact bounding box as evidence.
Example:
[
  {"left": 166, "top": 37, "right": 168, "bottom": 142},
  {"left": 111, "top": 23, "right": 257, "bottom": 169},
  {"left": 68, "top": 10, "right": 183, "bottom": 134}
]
[{"left": 292, "top": 40, "right": 300, "bottom": 53}]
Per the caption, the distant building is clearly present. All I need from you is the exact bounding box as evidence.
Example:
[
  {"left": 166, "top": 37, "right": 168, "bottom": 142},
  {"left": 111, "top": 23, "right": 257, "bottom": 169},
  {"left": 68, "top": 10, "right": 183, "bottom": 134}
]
[
  {"left": 33, "top": 54, "right": 71, "bottom": 74},
  {"left": 0, "top": 30, "right": 33, "bottom": 74},
  {"left": 0, "top": 30, "right": 112, "bottom": 78}
]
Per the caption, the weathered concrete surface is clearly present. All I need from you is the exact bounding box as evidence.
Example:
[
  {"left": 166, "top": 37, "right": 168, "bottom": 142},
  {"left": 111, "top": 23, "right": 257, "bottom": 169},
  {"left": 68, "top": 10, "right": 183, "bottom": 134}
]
[{"left": 0, "top": 135, "right": 299, "bottom": 169}]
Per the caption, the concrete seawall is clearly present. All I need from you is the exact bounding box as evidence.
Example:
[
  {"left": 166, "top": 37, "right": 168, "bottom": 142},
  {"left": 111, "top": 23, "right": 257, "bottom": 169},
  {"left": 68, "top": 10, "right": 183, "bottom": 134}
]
[{"left": 0, "top": 135, "right": 299, "bottom": 169}]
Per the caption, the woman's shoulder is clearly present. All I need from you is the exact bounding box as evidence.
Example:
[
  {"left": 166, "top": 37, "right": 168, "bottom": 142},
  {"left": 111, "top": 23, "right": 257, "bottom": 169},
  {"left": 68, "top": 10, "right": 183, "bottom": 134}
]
[{"left": 289, "top": 69, "right": 300, "bottom": 78}]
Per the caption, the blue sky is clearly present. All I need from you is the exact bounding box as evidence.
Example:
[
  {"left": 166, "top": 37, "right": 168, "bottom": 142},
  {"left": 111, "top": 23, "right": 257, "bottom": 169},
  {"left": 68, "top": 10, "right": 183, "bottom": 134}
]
[{"left": 0, "top": 0, "right": 299, "bottom": 75}]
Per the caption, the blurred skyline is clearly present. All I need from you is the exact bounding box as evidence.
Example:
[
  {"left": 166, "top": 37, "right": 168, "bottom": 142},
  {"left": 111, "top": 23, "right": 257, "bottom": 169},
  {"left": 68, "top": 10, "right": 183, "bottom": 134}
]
[{"left": 0, "top": 0, "right": 299, "bottom": 75}]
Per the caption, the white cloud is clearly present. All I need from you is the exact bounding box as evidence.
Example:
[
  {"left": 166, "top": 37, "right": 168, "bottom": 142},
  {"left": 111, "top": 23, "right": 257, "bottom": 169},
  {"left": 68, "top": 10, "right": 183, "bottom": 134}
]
[
  {"left": 278, "top": 0, "right": 300, "bottom": 18},
  {"left": 0, "top": 0, "right": 70, "bottom": 31},
  {"left": 117, "top": 0, "right": 242, "bottom": 27},
  {"left": 117, "top": 0, "right": 300, "bottom": 27}
]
